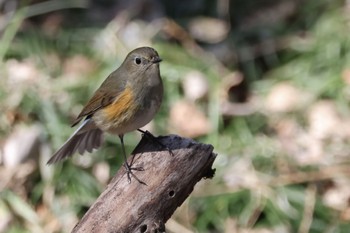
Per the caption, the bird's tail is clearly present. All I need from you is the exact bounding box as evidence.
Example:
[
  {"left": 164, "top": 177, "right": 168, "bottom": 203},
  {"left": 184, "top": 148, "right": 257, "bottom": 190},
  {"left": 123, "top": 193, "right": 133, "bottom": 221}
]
[{"left": 47, "top": 119, "right": 103, "bottom": 164}]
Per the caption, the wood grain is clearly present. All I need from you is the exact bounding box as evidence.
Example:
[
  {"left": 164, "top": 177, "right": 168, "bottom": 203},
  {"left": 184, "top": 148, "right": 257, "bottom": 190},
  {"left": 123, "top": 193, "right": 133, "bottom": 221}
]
[{"left": 71, "top": 134, "right": 216, "bottom": 233}]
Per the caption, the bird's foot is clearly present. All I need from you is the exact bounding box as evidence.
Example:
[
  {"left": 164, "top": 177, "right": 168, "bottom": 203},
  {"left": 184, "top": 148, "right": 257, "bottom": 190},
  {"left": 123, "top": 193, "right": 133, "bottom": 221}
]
[{"left": 123, "top": 162, "right": 146, "bottom": 185}]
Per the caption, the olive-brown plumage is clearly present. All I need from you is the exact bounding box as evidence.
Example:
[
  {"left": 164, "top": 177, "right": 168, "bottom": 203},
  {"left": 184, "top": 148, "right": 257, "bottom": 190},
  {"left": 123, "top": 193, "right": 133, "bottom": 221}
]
[{"left": 47, "top": 47, "right": 163, "bottom": 165}]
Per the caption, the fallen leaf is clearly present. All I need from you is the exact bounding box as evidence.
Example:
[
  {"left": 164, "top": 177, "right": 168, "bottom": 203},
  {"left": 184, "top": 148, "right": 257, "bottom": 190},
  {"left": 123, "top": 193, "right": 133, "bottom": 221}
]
[
  {"left": 182, "top": 70, "right": 209, "bottom": 101},
  {"left": 188, "top": 17, "right": 229, "bottom": 43},
  {"left": 63, "top": 55, "right": 96, "bottom": 78},
  {"left": 307, "top": 100, "right": 341, "bottom": 139},
  {"left": 169, "top": 100, "right": 211, "bottom": 138},
  {"left": 5, "top": 59, "right": 42, "bottom": 85},
  {"left": 265, "top": 82, "right": 304, "bottom": 113},
  {"left": 93, "top": 162, "right": 110, "bottom": 185},
  {"left": 2, "top": 124, "right": 43, "bottom": 168}
]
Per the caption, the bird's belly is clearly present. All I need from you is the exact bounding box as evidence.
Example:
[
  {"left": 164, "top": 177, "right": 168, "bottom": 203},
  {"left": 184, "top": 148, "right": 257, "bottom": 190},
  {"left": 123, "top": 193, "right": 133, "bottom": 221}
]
[{"left": 93, "top": 96, "right": 161, "bottom": 135}]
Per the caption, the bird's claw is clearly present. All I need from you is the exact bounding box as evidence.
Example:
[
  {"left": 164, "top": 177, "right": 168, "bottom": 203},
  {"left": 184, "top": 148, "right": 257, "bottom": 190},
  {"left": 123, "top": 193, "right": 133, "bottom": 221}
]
[{"left": 124, "top": 162, "right": 146, "bottom": 185}]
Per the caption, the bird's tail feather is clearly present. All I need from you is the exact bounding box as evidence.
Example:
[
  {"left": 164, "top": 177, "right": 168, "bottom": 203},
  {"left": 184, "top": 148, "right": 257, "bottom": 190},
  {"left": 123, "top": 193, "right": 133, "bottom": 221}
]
[{"left": 47, "top": 119, "right": 103, "bottom": 164}]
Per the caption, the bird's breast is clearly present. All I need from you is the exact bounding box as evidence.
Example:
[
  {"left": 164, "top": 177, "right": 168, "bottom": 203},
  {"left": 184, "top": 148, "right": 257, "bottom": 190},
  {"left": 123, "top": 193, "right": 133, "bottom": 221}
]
[
  {"left": 103, "top": 87, "right": 136, "bottom": 121},
  {"left": 93, "top": 86, "right": 137, "bottom": 132},
  {"left": 92, "top": 80, "right": 162, "bottom": 135}
]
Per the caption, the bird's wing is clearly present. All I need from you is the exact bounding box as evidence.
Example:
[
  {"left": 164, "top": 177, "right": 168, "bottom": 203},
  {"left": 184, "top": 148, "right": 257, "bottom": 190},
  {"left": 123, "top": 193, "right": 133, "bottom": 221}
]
[
  {"left": 47, "top": 118, "right": 104, "bottom": 164},
  {"left": 71, "top": 72, "right": 126, "bottom": 127}
]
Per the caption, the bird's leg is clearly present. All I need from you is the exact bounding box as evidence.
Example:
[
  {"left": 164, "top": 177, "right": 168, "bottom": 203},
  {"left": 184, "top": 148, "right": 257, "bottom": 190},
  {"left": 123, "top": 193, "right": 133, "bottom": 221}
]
[
  {"left": 118, "top": 134, "right": 146, "bottom": 185},
  {"left": 137, "top": 129, "right": 174, "bottom": 156}
]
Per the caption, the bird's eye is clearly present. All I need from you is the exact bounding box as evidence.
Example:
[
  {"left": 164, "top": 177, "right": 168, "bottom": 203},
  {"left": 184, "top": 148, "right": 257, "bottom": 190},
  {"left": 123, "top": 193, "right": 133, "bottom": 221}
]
[{"left": 135, "top": 57, "right": 142, "bottom": 65}]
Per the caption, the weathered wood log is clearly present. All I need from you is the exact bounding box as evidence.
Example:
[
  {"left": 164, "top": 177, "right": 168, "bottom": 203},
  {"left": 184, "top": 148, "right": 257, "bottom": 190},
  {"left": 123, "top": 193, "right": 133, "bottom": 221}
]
[{"left": 71, "top": 134, "right": 216, "bottom": 233}]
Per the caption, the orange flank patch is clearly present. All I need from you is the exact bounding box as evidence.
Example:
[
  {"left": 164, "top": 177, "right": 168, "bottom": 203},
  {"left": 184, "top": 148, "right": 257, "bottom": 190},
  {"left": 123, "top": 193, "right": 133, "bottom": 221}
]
[{"left": 102, "top": 87, "right": 136, "bottom": 122}]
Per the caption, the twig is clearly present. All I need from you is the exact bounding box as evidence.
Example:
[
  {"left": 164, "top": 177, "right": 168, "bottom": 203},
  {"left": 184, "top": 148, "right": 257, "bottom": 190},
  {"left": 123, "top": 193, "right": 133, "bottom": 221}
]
[
  {"left": 269, "top": 164, "right": 350, "bottom": 186},
  {"left": 298, "top": 184, "right": 317, "bottom": 233}
]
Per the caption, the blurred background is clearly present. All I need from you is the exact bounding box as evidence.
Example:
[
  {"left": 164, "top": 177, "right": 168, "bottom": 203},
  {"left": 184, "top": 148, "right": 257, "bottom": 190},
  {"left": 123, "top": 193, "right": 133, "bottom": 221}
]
[{"left": 1, "top": 0, "right": 350, "bottom": 232}]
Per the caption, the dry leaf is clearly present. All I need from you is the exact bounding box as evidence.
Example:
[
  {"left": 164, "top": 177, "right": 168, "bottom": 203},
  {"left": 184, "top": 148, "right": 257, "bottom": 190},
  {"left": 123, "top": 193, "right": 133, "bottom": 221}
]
[
  {"left": 323, "top": 179, "right": 350, "bottom": 211},
  {"left": 2, "top": 124, "right": 43, "bottom": 168},
  {"left": 307, "top": 100, "right": 341, "bottom": 139},
  {"left": 188, "top": 17, "right": 229, "bottom": 43},
  {"left": 265, "top": 82, "right": 304, "bottom": 113},
  {"left": 63, "top": 55, "right": 96, "bottom": 78},
  {"left": 93, "top": 162, "right": 110, "bottom": 185},
  {"left": 182, "top": 70, "right": 209, "bottom": 101},
  {"left": 5, "top": 59, "right": 42, "bottom": 85},
  {"left": 169, "top": 100, "right": 211, "bottom": 138},
  {"left": 275, "top": 119, "right": 323, "bottom": 165},
  {"left": 224, "top": 158, "right": 260, "bottom": 190}
]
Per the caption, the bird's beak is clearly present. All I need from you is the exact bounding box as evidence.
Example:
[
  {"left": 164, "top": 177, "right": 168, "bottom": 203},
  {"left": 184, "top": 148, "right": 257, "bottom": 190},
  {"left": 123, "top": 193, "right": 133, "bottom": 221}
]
[{"left": 152, "top": 57, "right": 162, "bottom": 64}]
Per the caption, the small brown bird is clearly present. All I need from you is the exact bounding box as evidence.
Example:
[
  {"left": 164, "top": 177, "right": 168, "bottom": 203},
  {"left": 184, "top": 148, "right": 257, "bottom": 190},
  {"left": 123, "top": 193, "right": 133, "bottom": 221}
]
[{"left": 48, "top": 47, "right": 163, "bottom": 182}]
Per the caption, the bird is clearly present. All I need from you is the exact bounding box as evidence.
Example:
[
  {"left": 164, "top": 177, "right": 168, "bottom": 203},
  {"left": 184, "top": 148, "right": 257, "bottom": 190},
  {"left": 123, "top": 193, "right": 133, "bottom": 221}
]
[{"left": 47, "top": 47, "right": 163, "bottom": 183}]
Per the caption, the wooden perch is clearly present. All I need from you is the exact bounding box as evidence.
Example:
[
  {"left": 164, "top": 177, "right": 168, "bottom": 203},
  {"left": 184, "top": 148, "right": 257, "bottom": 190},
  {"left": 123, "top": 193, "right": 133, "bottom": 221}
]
[{"left": 71, "top": 134, "right": 216, "bottom": 233}]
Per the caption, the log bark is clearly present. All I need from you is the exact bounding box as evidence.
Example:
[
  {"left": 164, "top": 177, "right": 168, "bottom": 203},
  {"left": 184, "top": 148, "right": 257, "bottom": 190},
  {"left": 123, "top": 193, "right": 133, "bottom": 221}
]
[{"left": 71, "top": 134, "right": 216, "bottom": 233}]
